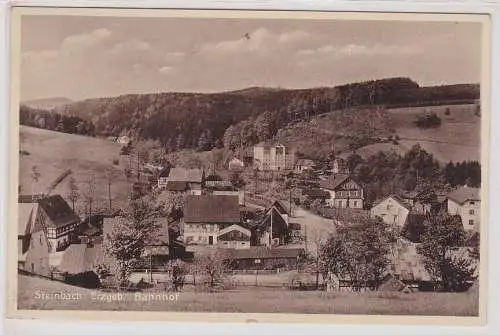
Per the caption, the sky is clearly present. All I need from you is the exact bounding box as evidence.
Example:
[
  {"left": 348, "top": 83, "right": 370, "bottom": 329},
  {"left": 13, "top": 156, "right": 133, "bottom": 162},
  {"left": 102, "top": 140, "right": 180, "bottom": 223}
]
[{"left": 20, "top": 15, "right": 483, "bottom": 101}]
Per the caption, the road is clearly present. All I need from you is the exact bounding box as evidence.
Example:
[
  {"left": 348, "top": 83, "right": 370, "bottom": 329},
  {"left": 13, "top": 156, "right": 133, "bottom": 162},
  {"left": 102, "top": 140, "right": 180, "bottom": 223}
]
[{"left": 291, "top": 207, "right": 336, "bottom": 255}]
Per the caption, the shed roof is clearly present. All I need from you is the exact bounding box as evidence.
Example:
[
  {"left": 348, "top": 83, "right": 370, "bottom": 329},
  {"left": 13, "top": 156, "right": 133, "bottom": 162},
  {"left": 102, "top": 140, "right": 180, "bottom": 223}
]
[
  {"left": 168, "top": 168, "right": 203, "bottom": 183},
  {"left": 219, "top": 246, "right": 303, "bottom": 260},
  {"left": 319, "top": 174, "right": 351, "bottom": 190}
]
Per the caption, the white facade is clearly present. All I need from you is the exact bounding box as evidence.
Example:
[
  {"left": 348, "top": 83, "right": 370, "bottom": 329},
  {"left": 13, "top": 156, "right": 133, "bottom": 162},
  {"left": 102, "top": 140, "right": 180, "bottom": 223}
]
[
  {"left": 183, "top": 223, "right": 220, "bottom": 246},
  {"left": 447, "top": 199, "right": 480, "bottom": 231},
  {"left": 371, "top": 196, "right": 410, "bottom": 228},
  {"left": 254, "top": 144, "right": 295, "bottom": 171}
]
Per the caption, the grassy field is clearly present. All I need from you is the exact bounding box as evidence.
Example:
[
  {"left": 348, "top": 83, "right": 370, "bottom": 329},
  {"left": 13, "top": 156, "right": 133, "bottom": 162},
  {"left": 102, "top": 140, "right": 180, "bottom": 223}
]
[
  {"left": 17, "top": 274, "right": 478, "bottom": 316},
  {"left": 387, "top": 104, "right": 481, "bottom": 163},
  {"left": 19, "top": 126, "right": 133, "bottom": 216}
]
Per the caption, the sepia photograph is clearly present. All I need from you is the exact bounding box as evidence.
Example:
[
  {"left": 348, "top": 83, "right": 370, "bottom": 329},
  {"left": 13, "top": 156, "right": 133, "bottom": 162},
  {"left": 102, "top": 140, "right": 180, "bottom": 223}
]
[{"left": 7, "top": 7, "right": 490, "bottom": 324}]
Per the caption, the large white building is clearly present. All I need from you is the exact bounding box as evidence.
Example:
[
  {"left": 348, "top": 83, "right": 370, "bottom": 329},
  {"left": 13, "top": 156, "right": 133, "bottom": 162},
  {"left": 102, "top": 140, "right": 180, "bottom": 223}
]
[
  {"left": 370, "top": 195, "right": 411, "bottom": 228},
  {"left": 253, "top": 143, "right": 295, "bottom": 171},
  {"left": 446, "top": 187, "right": 481, "bottom": 231}
]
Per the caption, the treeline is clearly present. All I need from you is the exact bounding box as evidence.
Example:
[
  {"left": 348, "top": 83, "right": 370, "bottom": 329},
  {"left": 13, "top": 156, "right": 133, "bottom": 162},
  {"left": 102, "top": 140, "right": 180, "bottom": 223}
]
[
  {"left": 43, "top": 77, "right": 478, "bottom": 152},
  {"left": 345, "top": 144, "right": 481, "bottom": 207},
  {"left": 20, "top": 105, "right": 96, "bottom": 136}
]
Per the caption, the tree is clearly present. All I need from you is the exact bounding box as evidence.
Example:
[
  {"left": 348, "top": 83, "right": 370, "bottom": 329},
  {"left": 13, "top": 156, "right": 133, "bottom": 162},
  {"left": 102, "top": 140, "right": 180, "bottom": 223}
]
[
  {"left": 229, "top": 172, "right": 246, "bottom": 189},
  {"left": 319, "top": 216, "right": 394, "bottom": 290},
  {"left": 417, "top": 213, "right": 473, "bottom": 291},
  {"left": 83, "top": 175, "right": 96, "bottom": 219},
  {"left": 197, "top": 129, "right": 214, "bottom": 151},
  {"left": 30, "top": 165, "right": 41, "bottom": 200},
  {"left": 104, "top": 196, "right": 160, "bottom": 286},
  {"left": 104, "top": 168, "right": 118, "bottom": 210},
  {"left": 166, "top": 259, "right": 188, "bottom": 292},
  {"left": 67, "top": 176, "right": 80, "bottom": 211},
  {"left": 198, "top": 252, "right": 228, "bottom": 289},
  {"left": 440, "top": 256, "right": 477, "bottom": 292}
]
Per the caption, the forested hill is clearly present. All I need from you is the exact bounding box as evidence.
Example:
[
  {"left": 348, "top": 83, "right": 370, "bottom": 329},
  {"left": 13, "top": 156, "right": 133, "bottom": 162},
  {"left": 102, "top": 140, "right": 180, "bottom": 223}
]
[{"left": 20, "top": 77, "right": 479, "bottom": 152}]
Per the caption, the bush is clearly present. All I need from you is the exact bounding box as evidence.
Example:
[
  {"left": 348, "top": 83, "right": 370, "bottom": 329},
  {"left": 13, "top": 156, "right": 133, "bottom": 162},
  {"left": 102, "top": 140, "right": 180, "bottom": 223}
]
[
  {"left": 113, "top": 159, "right": 119, "bottom": 165},
  {"left": 414, "top": 112, "right": 442, "bottom": 128},
  {"left": 444, "top": 107, "right": 451, "bottom": 115}
]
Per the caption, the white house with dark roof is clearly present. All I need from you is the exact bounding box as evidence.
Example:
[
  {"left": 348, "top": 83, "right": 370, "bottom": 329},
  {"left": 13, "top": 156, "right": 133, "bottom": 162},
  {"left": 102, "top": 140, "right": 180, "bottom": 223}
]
[
  {"left": 446, "top": 186, "right": 481, "bottom": 231},
  {"left": 182, "top": 194, "right": 241, "bottom": 247},
  {"left": 371, "top": 195, "right": 411, "bottom": 228},
  {"left": 37, "top": 195, "right": 81, "bottom": 252},
  {"left": 319, "top": 174, "right": 364, "bottom": 209}
]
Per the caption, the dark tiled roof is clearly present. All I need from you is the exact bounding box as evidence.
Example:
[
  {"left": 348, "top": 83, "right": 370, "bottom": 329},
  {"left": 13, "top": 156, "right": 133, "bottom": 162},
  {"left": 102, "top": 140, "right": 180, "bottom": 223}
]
[
  {"left": 38, "top": 195, "right": 80, "bottom": 228},
  {"left": 219, "top": 246, "right": 304, "bottom": 260},
  {"left": 184, "top": 195, "right": 240, "bottom": 224},
  {"left": 447, "top": 187, "right": 480, "bottom": 205},
  {"left": 166, "top": 181, "right": 188, "bottom": 191},
  {"left": 158, "top": 166, "right": 171, "bottom": 178},
  {"left": 302, "top": 188, "right": 330, "bottom": 199},
  {"left": 319, "top": 174, "right": 351, "bottom": 190}
]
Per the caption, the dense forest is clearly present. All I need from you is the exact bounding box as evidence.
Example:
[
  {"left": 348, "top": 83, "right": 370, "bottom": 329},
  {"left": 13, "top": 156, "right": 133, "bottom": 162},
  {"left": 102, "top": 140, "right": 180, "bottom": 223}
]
[
  {"left": 20, "top": 105, "right": 96, "bottom": 136},
  {"left": 343, "top": 145, "right": 481, "bottom": 207},
  {"left": 20, "top": 77, "right": 479, "bottom": 154}
]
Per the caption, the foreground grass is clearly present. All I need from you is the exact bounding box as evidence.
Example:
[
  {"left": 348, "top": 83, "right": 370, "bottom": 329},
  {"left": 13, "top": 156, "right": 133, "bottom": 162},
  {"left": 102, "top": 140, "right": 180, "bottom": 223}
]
[{"left": 18, "top": 274, "right": 478, "bottom": 316}]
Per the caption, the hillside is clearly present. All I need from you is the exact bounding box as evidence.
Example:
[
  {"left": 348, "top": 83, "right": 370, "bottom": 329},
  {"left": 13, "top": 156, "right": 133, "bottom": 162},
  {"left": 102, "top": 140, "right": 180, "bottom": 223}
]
[
  {"left": 19, "top": 78, "right": 479, "bottom": 155},
  {"left": 19, "top": 125, "right": 131, "bottom": 214},
  {"left": 276, "top": 104, "right": 480, "bottom": 164}
]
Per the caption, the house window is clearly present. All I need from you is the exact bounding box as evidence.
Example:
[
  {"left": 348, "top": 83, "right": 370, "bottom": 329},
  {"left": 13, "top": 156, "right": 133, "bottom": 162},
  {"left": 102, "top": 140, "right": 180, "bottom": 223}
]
[
  {"left": 241, "top": 242, "right": 246, "bottom": 245},
  {"left": 387, "top": 204, "right": 393, "bottom": 210},
  {"left": 353, "top": 201, "right": 358, "bottom": 207},
  {"left": 469, "top": 219, "right": 474, "bottom": 225},
  {"left": 470, "top": 201, "right": 475, "bottom": 205},
  {"left": 469, "top": 209, "right": 475, "bottom": 215}
]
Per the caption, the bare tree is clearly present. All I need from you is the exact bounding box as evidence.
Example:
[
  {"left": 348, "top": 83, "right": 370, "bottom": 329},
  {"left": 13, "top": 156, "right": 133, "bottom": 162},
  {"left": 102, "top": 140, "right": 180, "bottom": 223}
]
[
  {"left": 105, "top": 168, "right": 118, "bottom": 210},
  {"left": 30, "top": 165, "right": 41, "bottom": 200},
  {"left": 67, "top": 176, "right": 80, "bottom": 211},
  {"left": 198, "top": 252, "right": 228, "bottom": 289},
  {"left": 83, "top": 174, "right": 96, "bottom": 219}
]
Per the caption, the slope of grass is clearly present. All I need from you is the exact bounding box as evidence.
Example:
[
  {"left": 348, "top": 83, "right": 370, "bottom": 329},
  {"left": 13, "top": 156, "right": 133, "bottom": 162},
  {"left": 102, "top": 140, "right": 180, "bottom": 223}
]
[
  {"left": 19, "top": 126, "right": 132, "bottom": 215},
  {"left": 17, "top": 274, "right": 478, "bottom": 316}
]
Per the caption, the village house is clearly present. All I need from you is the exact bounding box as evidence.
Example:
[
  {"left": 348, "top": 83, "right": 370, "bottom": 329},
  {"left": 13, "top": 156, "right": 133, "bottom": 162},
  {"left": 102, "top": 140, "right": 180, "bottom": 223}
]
[
  {"left": 204, "top": 173, "right": 245, "bottom": 205},
  {"left": 398, "top": 190, "right": 432, "bottom": 214},
  {"left": 371, "top": 194, "right": 411, "bottom": 228},
  {"left": 160, "top": 167, "right": 204, "bottom": 195},
  {"left": 319, "top": 174, "right": 364, "bottom": 209},
  {"left": 294, "top": 158, "right": 315, "bottom": 174},
  {"left": 446, "top": 186, "right": 481, "bottom": 231},
  {"left": 217, "top": 224, "right": 251, "bottom": 249},
  {"left": 254, "top": 200, "right": 291, "bottom": 247},
  {"left": 253, "top": 142, "right": 295, "bottom": 171},
  {"left": 18, "top": 202, "right": 51, "bottom": 276},
  {"left": 182, "top": 195, "right": 241, "bottom": 248},
  {"left": 34, "top": 195, "right": 81, "bottom": 252},
  {"left": 156, "top": 166, "right": 171, "bottom": 189},
  {"left": 228, "top": 157, "right": 245, "bottom": 171}
]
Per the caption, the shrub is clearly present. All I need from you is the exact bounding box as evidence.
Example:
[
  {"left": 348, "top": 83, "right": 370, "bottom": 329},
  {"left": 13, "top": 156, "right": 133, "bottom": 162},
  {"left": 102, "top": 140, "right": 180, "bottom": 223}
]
[
  {"left": 414, "top": 112, "right": 441, "bottom": 128},
  {"left": 444, "top": 107, "right": 451, "bottom": 115},
  {"left": 113, "top": 159, "right": 119, "bottom": 165}
]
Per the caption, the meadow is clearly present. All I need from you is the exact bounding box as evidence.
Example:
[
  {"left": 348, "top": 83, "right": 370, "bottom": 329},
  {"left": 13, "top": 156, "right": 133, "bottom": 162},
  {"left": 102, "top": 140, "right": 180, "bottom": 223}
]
[
  {"left": 17, "top": 274, "right": 479, "bottom": 316},
  {"left": 19, "top": 126, "right": 133, "bottom": 216}
]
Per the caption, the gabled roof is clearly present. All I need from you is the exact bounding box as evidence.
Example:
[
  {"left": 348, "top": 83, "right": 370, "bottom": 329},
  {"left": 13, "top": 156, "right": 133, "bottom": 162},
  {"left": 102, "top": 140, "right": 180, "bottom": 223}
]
[
  {"left": 218, "top": 224, "right": 251, "bottom": 237},
  {"left": 271, "top": 200, "right": 290, "bottom": 216},
  {"left": 184, "top": 195, "right": 240, "bottom": 224},
  {"left": 38, "top": 195, "right": 80, "bottom": 228},
  {"left": 319, "top": 173, "right": 352, "bottom": 190},
  {"left": 219, "top": 246, "right": 303, "bottom": 260},
  {"left": 166, "top": 181, "right": 188, "bottom": 191},
  {"left": 372, "top": 194, "right": 412, "bottom": 211},
  {"left": 447, "top": 187, "right": 480, "bottom": 205},
  {"left": 168, "top": 168, "right": 204, "bottom": 183}
]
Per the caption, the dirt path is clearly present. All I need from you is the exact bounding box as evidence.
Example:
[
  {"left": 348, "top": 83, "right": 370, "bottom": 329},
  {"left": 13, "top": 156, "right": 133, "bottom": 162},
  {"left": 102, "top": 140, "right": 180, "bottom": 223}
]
[{"left": 291, "top": 207, "right": 336, "bottom": 255}]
